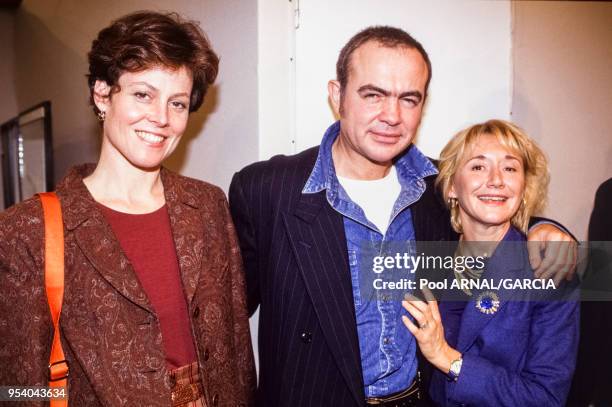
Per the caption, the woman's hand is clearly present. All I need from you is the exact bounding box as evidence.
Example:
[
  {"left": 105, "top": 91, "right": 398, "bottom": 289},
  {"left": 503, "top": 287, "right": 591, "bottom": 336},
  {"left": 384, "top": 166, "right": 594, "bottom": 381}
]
[{"left": 401, "top": 290, "right": 462, "bottom": 374}]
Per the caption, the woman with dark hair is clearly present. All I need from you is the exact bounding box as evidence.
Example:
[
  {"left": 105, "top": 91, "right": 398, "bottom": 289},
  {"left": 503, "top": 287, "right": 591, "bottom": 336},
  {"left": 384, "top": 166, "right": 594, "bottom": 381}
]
[{"left": 0, "top": 11, "right": 255, "bottom": 406}]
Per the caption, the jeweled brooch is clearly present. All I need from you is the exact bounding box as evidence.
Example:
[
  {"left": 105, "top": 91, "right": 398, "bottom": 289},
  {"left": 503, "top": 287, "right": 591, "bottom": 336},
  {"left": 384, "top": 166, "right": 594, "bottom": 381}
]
[{"left": 475, "top": 291, "right": 500, "bottom": 315}]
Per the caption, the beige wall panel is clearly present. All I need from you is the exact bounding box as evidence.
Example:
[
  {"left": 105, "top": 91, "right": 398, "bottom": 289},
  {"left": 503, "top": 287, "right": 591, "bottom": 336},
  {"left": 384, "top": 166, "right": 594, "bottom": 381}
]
[{"left": 512, "top": 1, "right": 612, "bottom": 240}]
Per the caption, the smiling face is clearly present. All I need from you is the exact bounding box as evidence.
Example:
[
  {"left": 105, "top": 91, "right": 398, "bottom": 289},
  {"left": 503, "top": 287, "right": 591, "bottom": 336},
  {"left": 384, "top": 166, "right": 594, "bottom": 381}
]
[
  {"left": 449, "top": 133, "right": 526, "bottom": 237},
  {"left": 94, "top": 66, "right": 193, "bottom": 171},
  {"left": 328, "top": 41, "right": 429, "bottom": 179}
]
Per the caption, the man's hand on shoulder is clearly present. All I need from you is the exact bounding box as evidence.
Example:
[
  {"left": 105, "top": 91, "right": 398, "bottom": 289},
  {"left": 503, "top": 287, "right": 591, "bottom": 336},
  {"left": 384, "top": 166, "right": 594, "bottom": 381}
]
[{"left": 527, "top": 223, "right": 577, "bottom": 286}]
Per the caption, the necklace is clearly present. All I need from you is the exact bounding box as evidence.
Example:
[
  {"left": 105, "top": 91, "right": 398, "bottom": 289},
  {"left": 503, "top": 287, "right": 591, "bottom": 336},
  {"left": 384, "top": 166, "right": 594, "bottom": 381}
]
[{"left": 453, "top": 239, "right": 491, "bottom": 296}]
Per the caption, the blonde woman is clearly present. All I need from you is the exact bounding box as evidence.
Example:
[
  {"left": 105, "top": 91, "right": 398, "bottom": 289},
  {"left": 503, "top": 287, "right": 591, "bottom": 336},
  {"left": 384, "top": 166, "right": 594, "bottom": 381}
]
[{"left": 402, "top": 120, "right": 579, "bottom": 406}]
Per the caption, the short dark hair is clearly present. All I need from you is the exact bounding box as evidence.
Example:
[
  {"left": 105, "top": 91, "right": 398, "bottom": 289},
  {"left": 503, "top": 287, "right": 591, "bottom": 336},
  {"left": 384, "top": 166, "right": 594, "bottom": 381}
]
[
  {"left": 87, "top": 11, "right": 219, "bottom": 113},
  {"left": 336, "top": 26, "right": 432, "bottom": 95}
]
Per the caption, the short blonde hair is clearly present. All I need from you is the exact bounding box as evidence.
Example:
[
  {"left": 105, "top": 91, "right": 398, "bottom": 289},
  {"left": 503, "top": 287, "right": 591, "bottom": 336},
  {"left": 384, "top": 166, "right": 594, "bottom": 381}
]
[{"left": 436, "top": 119, "right": 549, "bottom": 234}]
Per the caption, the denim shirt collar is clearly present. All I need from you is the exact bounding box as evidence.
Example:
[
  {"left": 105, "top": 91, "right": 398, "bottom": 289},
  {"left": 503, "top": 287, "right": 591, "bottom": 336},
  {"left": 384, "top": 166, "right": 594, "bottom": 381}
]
[{"left": 302, "top": 121, "right": 438, "bottom": 196}]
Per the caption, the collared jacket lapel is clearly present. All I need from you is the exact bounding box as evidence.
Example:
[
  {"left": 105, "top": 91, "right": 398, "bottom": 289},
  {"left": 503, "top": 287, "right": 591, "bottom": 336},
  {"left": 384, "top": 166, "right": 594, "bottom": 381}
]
[
  {"left": 230, "top": 145, "right": 367, "bottom": 406},
  {"left": 59, "top": 167, "right": 210, "bottom": 310},
  {"left": 283, "top": 188, "right": 365, "bottom": 406},
  {"left": 59, "top": 165, "right": 154, "bottom": 314},
  {"left": 161, "top": 169, "right": 206, "bottom": 306},
  {"left": 456, "top": 228, "right": 528, "bottom": 353}
]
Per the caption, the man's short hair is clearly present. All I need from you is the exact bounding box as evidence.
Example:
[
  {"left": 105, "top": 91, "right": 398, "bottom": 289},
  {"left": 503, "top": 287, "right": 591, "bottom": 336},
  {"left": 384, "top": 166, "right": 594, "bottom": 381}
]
[{"left": 336, "top": 26, "right": 432, "bottom": 96}]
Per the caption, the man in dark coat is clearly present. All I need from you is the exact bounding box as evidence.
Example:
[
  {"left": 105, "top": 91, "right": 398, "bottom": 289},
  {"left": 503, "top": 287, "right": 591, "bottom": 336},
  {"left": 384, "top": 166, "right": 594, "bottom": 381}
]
[{"left": 230, "top": 26, "right": 575, "bottom": 407}]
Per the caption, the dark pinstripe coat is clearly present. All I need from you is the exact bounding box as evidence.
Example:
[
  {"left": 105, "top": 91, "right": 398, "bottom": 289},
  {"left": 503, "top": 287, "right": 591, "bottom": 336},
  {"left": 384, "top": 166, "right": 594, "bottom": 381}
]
[{"left": 229, "top": 146, "right": 456, "bottom": 407}]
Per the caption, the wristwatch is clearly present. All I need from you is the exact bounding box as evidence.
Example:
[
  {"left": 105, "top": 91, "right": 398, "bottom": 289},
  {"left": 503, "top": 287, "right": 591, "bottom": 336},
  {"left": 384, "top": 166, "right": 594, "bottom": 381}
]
[{"left": 448, "top": 357, "right": 463, "bottom": 382}]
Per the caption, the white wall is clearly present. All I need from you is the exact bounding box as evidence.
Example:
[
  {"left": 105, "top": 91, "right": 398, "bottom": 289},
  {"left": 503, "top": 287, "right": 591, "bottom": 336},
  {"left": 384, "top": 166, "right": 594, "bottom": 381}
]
[
  {"left": 511, "top": 1, "right": 612, "bottom": 240},
  {"left": 13, "top": 0, "right": 258, "bottom": 192},
  {"left": 257, "top": 0, "right": 295, "bottom": 160},
  {"left": 259, "top": 0, "right": 512, "bottom": 159}
]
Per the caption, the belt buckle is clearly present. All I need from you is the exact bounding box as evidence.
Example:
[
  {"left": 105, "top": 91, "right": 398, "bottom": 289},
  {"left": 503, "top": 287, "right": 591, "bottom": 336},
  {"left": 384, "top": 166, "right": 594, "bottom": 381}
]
[
  {"left": 365, "top": 374, "right": 421, "bottom": 406},
  {"left": 171, "top": 383, "right": 200, "bottom": 406}
]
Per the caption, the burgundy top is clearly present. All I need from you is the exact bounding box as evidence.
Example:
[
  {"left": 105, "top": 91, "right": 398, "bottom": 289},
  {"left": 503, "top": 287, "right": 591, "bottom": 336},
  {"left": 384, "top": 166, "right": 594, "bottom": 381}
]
[{"left": 100, "top": 204, "right": 197, "bottom": 369}]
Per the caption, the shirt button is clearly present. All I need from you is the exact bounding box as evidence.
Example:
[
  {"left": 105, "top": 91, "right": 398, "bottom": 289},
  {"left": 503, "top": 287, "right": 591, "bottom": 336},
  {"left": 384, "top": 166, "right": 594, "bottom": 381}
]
[
  {"left": 383, "top": 337, "right": 390, "bottom": 345},
  {"left": 203, "top": 348, "right": 210, "bottom": 362},
  {"left": 300, "top": 331, "right": 313, "bottom": 343},
  {"left": 192, "top": 306, "right": 200, "bottom": 318}
]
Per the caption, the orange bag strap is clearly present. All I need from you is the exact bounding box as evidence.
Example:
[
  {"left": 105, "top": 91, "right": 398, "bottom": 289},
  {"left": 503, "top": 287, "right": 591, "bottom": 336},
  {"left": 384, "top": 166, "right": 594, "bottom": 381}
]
[{"left": 39, "top": 192, "right": 69, "bottom": 407}]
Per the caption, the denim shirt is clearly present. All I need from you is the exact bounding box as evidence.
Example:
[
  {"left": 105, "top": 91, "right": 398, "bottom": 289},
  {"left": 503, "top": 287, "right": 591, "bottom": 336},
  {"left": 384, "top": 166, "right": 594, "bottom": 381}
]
[{"left": 303, "top": 121, "right": 438, "bottom": 397}]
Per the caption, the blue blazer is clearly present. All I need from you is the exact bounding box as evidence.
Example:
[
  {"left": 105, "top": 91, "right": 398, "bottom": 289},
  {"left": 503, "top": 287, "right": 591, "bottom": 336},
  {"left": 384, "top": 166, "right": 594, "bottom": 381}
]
[{"left": 431, "top": 227, "right": 580, "bottom": 407}]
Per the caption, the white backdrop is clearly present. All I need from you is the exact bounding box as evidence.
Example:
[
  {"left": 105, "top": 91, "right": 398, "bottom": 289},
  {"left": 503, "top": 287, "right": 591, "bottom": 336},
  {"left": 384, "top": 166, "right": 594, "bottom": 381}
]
[{"left": 292, "top": 0, "right": 512, "bottom": 158}]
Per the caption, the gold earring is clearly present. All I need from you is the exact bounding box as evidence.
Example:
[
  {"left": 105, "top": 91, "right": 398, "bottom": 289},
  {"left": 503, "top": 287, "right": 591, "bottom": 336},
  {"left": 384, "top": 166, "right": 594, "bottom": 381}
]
[
  {"left": 97, "top": 110, "right": 106, "bottom": 122},
  {"left": 448, "top": 197, "right": 458, "bottom": 208}
]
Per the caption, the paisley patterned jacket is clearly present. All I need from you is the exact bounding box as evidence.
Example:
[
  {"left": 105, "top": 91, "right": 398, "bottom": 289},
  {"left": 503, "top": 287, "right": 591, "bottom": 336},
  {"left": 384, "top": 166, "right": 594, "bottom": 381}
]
[{"left": 0, "top": 165, "right": 256, "bottom": 406}]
